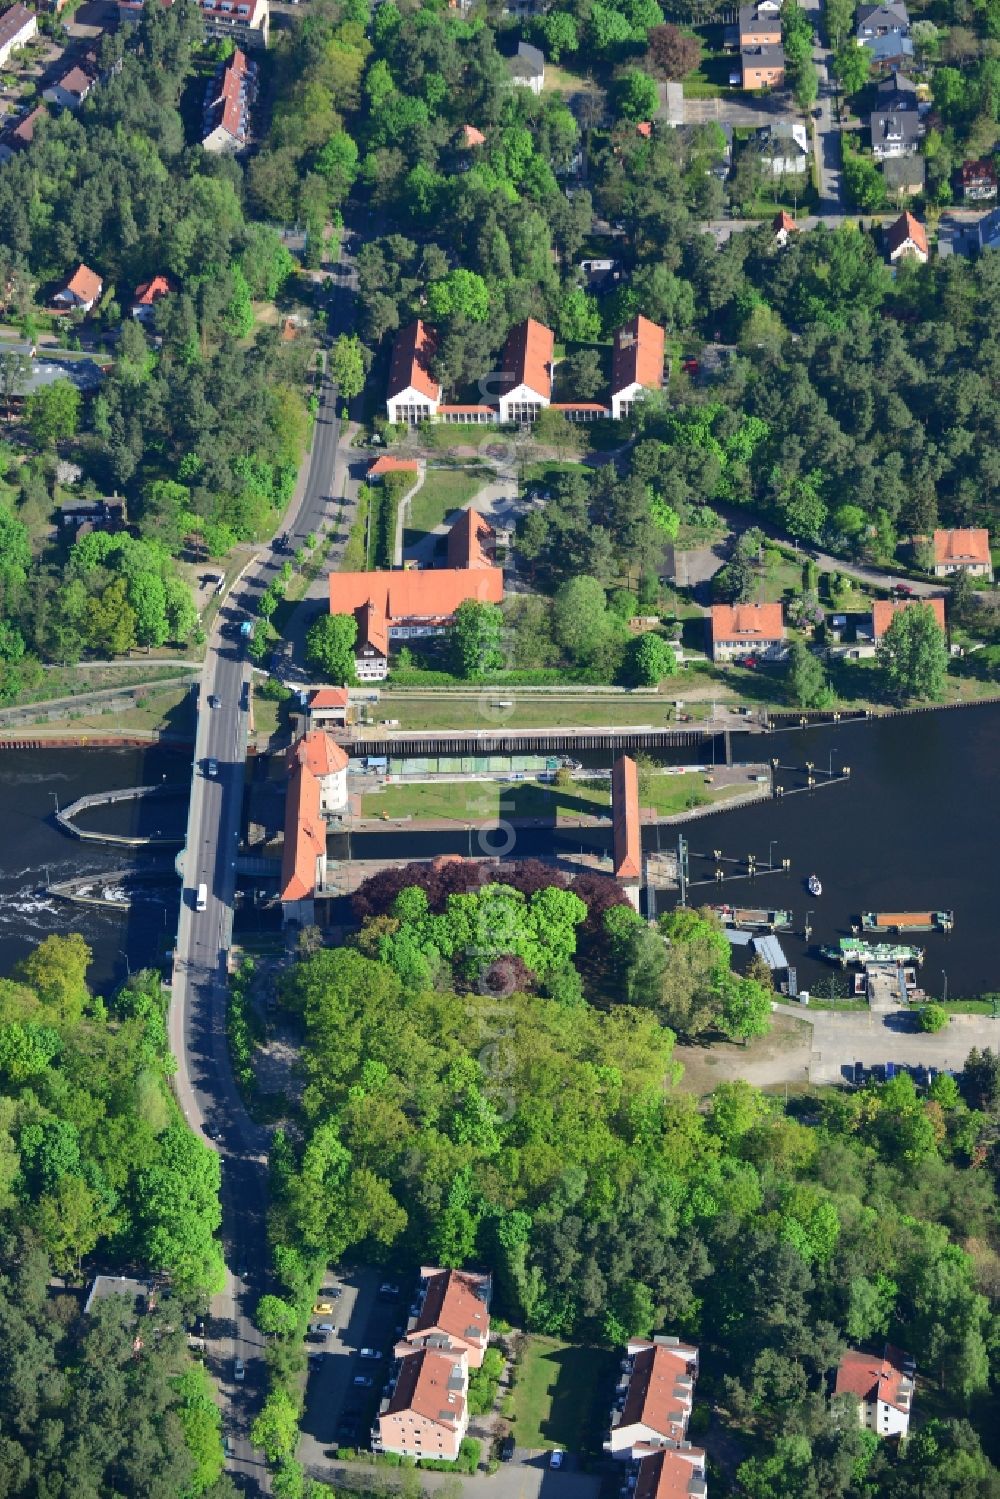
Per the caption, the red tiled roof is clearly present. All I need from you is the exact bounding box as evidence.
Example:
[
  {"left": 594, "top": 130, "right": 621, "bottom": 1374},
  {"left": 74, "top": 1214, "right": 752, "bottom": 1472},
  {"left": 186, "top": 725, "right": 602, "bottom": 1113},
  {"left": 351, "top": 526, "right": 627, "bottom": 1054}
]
[
  {"left": 611, "top": 316, "right": 665, "bottom": 398},
  {"left": 634, "top": 1448, "right": 707, "bottom": 1499},
  {"left": 11, "top": 104, "right": 46, "bottom": 144},
  {"left": 636, "top": 120, "right": 652, "bottom": 137},
  {"left": 447, "top": 508, "right": 494, "bottom": 570},
  {"left": 710, "top": 602, "right": 784, "bottom": 642},
  {"left": 294, "top": 729, "right": 348, "bottom": 777},
  {"left": 462, "top": 124, "right": 485, "bottom": 147},
  {"left": 330, "top": 568, "right": 503, "bottom": 622},
  {"left": 367, "top": 456, "right": 420, "bottom": 479},
  {"left": 411, "top": 1268, "right": 490, "bottom": 1346},
  {"left": 836, "top": 1346, "right": 913, "bottom": 1413},
  {"left": 886, "top": 211, "right": 928, "bottom": 257},
  {"left": 388, "top": 321, "right": 441, "bottom": 403},
  {"left": 620, "top": 1342, "right": 698, "bottom": 1439},
  {"left": 65, "top": 263, "right": 102, "bottom": 304},
  {"left": 218, "top": 50, "right": 250, "bottom": 139},
  {"left": 612, "top": 755, "right": 641, "bottom": 881},
  {"left": 871, "top": 596, "right": 945, "bottom": 639},
  {"left": 933, "top": 528, "right": 990, "bottom": 566},
  {"left": 56, "top": 65, "right": 93, "bottom": 97},
  {"left": 133, "top": 275, "right": 171, "bottom": 306},
  {"left": 309, "top": 687, "right": 350, "bottom": 709},
  {"left": 280, "top": 733, "right": 347, "bottom": 902},
  {"left": 501, "top": 318, "right": 553, "bottom": 401},
  {"left": 384, "top": 1349, "right": 466, "bottom": 1428},
  {"left": 550, "top": 402, "right": 609, "bottom": 413},
  {"left": 355, "top": 596, "right": 389, "bottom": 658},
  {"left": 438, "top": 404, "right": 493, "bottom": 415},
  {"left": 773, "top": 210, "right": 797, "bottom": 233}
]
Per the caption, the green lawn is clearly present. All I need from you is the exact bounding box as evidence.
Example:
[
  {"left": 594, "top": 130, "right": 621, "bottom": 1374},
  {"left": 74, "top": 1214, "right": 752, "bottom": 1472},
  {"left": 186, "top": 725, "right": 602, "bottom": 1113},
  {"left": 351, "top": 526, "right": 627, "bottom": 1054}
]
[
  {"left": 508, "top": 1337, "right": 615, "bottom": 1453},
  {"left": 375, "top": 692, "right": 682, "bottom": 731},
  {"left": 682, "top": 45, "right": 734, "bottom": 99},
  {"left": 403, "top": 468, "right": 490, "bottom": 550},
  {"left": 361, "top": 771, "right": 755, "bottom": 823}
]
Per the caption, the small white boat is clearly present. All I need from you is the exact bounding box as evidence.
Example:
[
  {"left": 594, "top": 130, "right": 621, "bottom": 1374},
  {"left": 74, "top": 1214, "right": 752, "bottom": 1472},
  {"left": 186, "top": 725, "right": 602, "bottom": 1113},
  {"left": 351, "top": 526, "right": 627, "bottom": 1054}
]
[{"left": 808, "top": 874, "right": 822, "bottom": 897}]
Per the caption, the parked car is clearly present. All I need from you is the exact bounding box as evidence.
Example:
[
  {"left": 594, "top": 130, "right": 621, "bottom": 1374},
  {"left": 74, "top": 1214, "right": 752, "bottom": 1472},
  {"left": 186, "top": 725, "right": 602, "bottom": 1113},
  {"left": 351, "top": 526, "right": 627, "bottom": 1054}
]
[
  {"left": 353, "top": 1374, "right": 374, "bottom": 1388},
  {"left": 207, "top": 694, "right": 220, "bottom": 709},
  {"left": 234, "top": 1359, "right": 245, "bottom": 1382},
  {"left": 550, "top": 1450, "right": 564, "bottom": 1469},
  {"left": 378, "top": 1282, "right": 401, "bottom": 1300},
  {"left": 223, "top": 1435, "right": 235, "bottom": 1458},
  {"left": 894, "top": 583, "right": 914, "bottom": 596},
  {"left": 499, "top": 1435, "right": 516, "bottom": 1463},
  {"left": 313, "top": 1300, "right": 336, "bottom": 1315},
  {"left": 360, "top": 1347, "right": 382, "bottom": 1360},
  {"left": 192, "top": 1316, "right": 206, "bottom": 1338}
]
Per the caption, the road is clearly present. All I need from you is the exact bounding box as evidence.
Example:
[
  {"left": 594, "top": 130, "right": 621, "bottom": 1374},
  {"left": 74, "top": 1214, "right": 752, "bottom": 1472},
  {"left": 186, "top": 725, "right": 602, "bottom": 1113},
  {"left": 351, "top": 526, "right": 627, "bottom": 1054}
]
[
  {"left": 800, "top": 0, "right": 845, "bottom": 211},
  {"left": 168, "top": 224, "right": 363, "bottom": 1491}
]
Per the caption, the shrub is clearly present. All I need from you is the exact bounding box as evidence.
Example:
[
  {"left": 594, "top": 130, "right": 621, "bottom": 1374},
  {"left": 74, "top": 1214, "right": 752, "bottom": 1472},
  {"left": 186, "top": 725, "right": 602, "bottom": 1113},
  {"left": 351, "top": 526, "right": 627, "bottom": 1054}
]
[{"left": 918, "top": 1003, "right": 948, "bottom": 1033}]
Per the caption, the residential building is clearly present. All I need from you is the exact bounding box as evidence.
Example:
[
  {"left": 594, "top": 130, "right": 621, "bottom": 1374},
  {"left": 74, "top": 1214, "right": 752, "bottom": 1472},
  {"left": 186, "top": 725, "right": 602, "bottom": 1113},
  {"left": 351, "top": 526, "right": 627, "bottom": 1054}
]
[
  {"left": 977, "top": 206, "right": 1000, "bottom": 253},
  {"left": 304, "top": 686, "right": 350, "bottom": 729},
  {"left": 755, "top": 120, "right": 809, "bottom": 175},
  {"left": 869, "top": 95, "right": 920, "bottom": 159},
  {"left": 508, "top": 40, "right": 544, "bottom": 94},
  {"left": 0, "top": 103, "right": 46, "bottom": 163},
  {"left": 875, "top": 67, "right": 916, "bottom": 102},
  {"left": 57, "top": 495, "right": 127, "bottom": 540},
  {"left": 397, "top": 1267, "right": 492, "bottom": 1368},
  {"left": 960, "top": 159, "right": 997, "bottom": 202},
  {"left": 773, "top": 210, "right": 798, "bottom": 247},
  {"left": 386, "top": 321, "right": 441, "bottom": 425},
  {"left": 610, "top": 316, "right": 665, "bottom": 419},
  {"left": 708, "top": 603, "right": 787, "bottom": 662},
  {"left": 460, "top": 124, "right": 485, "bottom": 148},
  {"left": 884, "top": 210, "right": 928, "bottom": 263},
  {"left": 856, "top": 3, "right": 913, "bottom": 67},
  {"left": 871, "top": 596, "right": 946, "bottom": 640},
  {"left": 329, "top": 566, "right": 504, "bottom": 678},
  {"left": 496, "top": 317, "right": 553, "bottom": 423},
  {"left": 578, "top": 258, "right": 622, "bottom": 294},
  {"left": 883, "top": 154, "right": 925, "bottom": 196},
  {"left": 201, "top": 49, "right": 257, "bottom": 154},
  {"left": 741, "top": 44, "right": 785, "bottom": 88},
  {"left": 131, "top": 275, "right": 172, "bottom": 322},
  {"left": 605, "top": 1337, "right": 700, "bottom": 1459},
  {"left": 835, "top": 1344, "right": 915, "bottom": 1437},
  {"left": 375, "top": 1348, "right": 470, "bottom": 1462},
  {"left": 634, "top": 1445, "right": 709, "bottom": 1499},
  {"left": 279, "top": 731, "right": 350, "bottom": 915},
  {"left": 931, "top": 528, "right": 992, "bottom": 579},
  {"left": 447, "top": 507, "right": 496, "bottom": 569},
  {"left": 737, "top": 0, "right": 782, "bottom": 46},
  {"left": 53, "top": 263, "right": 103, "bottom": 312},
  {"left": 0, "top": 3, "right": 37, "bottom": 70},
  {"left": 43, "top": 63, "right": 95, "bottom": 110},
  {"left": 119, "top": 0, "right": 269, "bottom": 49}
]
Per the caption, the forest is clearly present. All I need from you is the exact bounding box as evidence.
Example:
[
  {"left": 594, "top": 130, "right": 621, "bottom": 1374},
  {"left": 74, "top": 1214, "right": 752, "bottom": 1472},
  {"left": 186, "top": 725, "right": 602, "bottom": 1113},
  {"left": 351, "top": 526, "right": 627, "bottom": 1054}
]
[
  {"left": 0, "top": 935, "right": 232, "bottom": 1495},
  {"left": 260, "top": 862, "right": 1000, "bottom": 1497}
]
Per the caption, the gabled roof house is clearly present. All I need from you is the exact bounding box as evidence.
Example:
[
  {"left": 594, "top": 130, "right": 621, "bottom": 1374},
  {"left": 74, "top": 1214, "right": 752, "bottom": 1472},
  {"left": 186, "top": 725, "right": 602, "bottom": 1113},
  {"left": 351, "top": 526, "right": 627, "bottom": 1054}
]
[
  {"left": 605, "top": 1337, "right": 700, "bottom": 1459},
  {"left": 497, "top": 317, "right": 553, "bottom": 422},
  {"left": 610, "top": 316, "right": 665, "bottom": 419},
  {"left": 397, "top": 1267, "right": 492, "bottom": 1368},
  {"left": 835, "top": 1344, "right": 915, "bottom": 1437},
  {"left": 386, "top": 321, "right": 441, "bottom": 425},
  {"left": 931, "top": 528, "right": 992, "bottom": 579},
  {"left": 709, "top": 603, "right": 787, "bottom": 662}
]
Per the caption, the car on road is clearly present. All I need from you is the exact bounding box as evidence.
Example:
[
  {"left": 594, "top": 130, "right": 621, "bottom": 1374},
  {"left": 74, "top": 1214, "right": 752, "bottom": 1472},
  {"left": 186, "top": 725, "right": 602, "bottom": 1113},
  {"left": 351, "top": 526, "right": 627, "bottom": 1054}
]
[
  {"left": 234, "top": 1359, "right": 245, "bottom": 1382},
  {"left": 359, "top": 1347, "right": 382, "bottom": 1360},
  {"left": 313, "top": 1300, "right": 336, "bottom": 1315},
  {"left": 192, "top": 1316, "right": 206, "bottom": 1338},
  {"left": 353, "top": 1374, "right": 374, "bottom": 1388},
  {"left": 208, "top": 694, "right": 220, "bottom": 709},
  {"left": 378, "top": 1282, "right": 401, "bottom": 1300},
  {"left": 893, "top": 583, "right": 914, "bottom": 596},
  {"left": 550, "top": 1450, "right": 564, "bottom": 1469},
  {"left": 499, "top": 1435, "right": 516, "bottom": 1463},
  {"left": 223, "top": 1435, "right": 235, "bottom": 1459}
]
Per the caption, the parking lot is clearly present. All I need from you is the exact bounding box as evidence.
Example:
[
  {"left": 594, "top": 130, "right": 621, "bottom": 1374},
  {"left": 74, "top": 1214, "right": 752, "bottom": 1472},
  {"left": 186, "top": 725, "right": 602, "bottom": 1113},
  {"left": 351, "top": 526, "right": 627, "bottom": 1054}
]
[{"left": 298, "top": 1265, "right": 411, "bottom": 1471}]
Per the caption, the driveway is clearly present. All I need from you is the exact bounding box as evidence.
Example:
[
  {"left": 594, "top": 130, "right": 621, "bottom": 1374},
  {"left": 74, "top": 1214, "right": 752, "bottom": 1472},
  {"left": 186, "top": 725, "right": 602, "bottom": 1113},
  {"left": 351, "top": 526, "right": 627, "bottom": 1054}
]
[{"left": 402, "top": 465, "right": 520, "bottom": 568}]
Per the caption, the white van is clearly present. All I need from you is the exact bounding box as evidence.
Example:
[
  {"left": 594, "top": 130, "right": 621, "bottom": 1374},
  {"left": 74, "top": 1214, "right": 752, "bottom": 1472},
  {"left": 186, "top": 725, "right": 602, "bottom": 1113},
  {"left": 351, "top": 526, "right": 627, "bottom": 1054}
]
[{"left": 195, "top": 883, "right": 208, "bottom": 912}]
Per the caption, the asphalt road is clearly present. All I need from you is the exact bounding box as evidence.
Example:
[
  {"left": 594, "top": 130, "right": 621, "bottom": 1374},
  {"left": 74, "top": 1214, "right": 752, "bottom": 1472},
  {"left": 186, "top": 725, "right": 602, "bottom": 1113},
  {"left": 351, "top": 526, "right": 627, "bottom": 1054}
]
[
  {"left": 800, "top": 0, "right": 846, "bottom": 211},
  {"left": 168, "top": 224, "right": 362, "bottom": 1491}
]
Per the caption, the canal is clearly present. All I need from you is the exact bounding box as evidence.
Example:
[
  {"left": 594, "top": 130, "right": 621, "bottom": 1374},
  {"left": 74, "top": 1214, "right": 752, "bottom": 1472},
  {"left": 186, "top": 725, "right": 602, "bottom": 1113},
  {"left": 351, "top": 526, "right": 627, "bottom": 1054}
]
[{"left": 1, "top": 701, "right": 996, "bottom": 998}]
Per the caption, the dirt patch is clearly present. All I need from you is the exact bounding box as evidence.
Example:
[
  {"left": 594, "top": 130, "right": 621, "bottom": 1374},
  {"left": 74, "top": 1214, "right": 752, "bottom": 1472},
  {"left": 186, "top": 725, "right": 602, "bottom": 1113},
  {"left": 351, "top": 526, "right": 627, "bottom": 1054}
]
[{"left": 674, "top": 1013, "right": 813, "bottom": 1097}]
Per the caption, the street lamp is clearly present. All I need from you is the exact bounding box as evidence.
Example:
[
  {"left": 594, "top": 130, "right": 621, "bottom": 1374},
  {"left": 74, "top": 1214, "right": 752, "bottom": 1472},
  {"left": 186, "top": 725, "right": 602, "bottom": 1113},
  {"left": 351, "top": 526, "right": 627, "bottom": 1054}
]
[{"left": 942, "top": 969, "right": 948, "bottom": 1005}]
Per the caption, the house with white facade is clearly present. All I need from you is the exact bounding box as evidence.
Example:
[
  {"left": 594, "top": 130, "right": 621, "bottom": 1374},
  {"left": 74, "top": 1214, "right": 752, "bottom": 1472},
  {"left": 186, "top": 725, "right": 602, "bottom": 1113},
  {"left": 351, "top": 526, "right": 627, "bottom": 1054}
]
[
  {"left": 43, "top": 64, "right": 95, "bottom": 111},
  {"left": 931, "top": 528, "right": 992, "bottom": 580},
  {"left": 605, "top": 1337, "right": 700, "bottom": 1459},
  {"left": 508, "top": 41, "right": 544, "bottom": 94},
  {"left": 708, "top": 603, "right": 787, "bottom": 662},
  {"left": 0, "top": 4, "right": 36, "bottom": 70},
  {"left": 374, "top": 1348, "right": 470, "bottom": 1462},
  {"left": 279, "top": 731, "right": 350, "bottom": 919},
  {"left": 835, "top": 1345, "right": 914, "bottom": 1437},
  {"left": 755, "top": 120, "right": 809, "bottom": 176},
  {"left": 496, "top": 317, "right": 553, "bottom": 422},
  {"left": 386, "top": 321, "right": 441, "bottom": 425},
  {"left": 610, "top": 316, "right": 665, "bottom": 419},
  {"left": 634, "top": 1444, "right": 709, "bottom": 1499},
  {"left": 53, "top": 263, "right": 103, "bottom": 312},
  {"left": 885, "top": 210, "right": 928, "bottom": 263},
  {"left": 201, "top": 49, "right": 257, "bottom": 154}
]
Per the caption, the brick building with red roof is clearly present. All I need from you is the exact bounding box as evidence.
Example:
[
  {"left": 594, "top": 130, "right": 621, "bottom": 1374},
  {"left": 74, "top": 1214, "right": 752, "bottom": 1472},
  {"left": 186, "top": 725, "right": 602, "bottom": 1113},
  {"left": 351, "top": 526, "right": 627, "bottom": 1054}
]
[
  {"left": 497, "top": 318, "right": 554, "bottom": 422},
  {"left": 279, "top": 732, "right": 349, "bottom": 913},
  {"left": 634, "top": 1444, "right": 708, "bottom": 1499},
  {"left": 605, "top": 1337, "right": 700, "bottom": 1459},
  {"left": 375, "top": 1348, "right": 470, "bottom": 1462}
]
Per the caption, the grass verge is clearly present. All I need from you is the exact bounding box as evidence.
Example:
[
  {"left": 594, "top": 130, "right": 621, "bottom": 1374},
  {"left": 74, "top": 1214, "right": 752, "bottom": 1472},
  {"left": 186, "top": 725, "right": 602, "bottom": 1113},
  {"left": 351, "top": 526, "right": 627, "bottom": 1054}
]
[{"left": 361, "top": 771, "right": 755, "bottom": 823}]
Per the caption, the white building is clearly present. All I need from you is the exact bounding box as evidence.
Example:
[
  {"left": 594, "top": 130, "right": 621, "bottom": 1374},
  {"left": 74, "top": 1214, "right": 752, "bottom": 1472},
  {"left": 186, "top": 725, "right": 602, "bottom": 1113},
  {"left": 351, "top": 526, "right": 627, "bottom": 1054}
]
[
  {"left": 610, "top": 316, "right": 665, "bottom": 420},
  {"left": 0, "top": 4, "right": 37, "bottom": 71},
  {"left": 386, "top": 321, "right": 441, "bottom": 425},
  {"left": 496, "top": 318, "right": 553, "bottom": 423},
  {"left": 508, "top": 41, "right": 544, "bottom": 94},
  {"left": 605, "top": 1337, "right": 700, "bottom": 1460},
  {"left": 835, "top": 1345, "right": 914, "bottom": 1438}
]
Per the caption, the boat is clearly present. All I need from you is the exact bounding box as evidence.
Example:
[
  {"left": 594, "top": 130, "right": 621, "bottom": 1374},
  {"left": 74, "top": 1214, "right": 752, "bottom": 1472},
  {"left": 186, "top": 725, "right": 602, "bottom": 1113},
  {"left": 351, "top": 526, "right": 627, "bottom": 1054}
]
[
  {"left": 707, "top": 905, "right": 793, "bottom": 931},
  {"left": 807, "top": 874, "right": 822, "bottom": 897},
  {"left": 821, "top": 937, "right": 925, "bottom": 968},
  {"left": 861, "top": 910, "right": 954, "bottom": 934}
]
